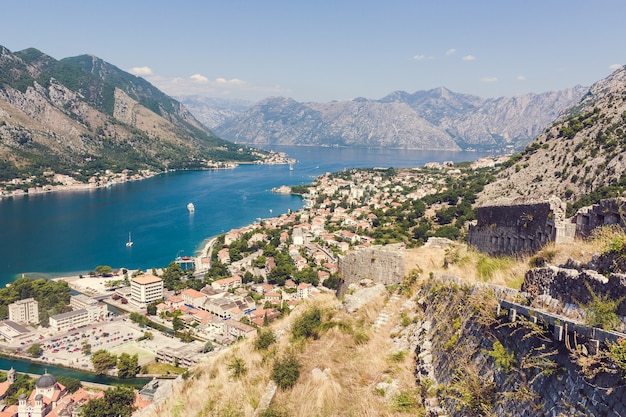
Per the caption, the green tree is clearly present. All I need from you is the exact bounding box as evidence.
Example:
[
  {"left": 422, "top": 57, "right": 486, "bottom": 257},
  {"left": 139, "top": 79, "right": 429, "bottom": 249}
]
[
  {"left": 56, "top": 375, "right": 82, "bottom": 393},
  {"left": 3, "top": 373, "right": 35, "bottom": 405},
  {"left": 179, "top": 329, "right": 194, "bottom": 343},
  {"left": 117, "top": 353, "right": 139, "bottom": 379},
  {"left": 202, "top": 341, "right": 214, "bottom": 353},
  {"left": 161, "top": 262, "right": 185, "bottom": 291},
  {"left": 146, "top": 301, "right": 158, "bottom": 316},
  {"left": 95, "top": 265, "right": 113, "bottom": 276},
  {"left": 91, "top": 350, "right": 117, "bottom": 375},
  {"left": 172, "top": 315, "right": 185, "bottom": 332},
  {"left": 82, "top": 386, "right": 136, "bottom": 417},
  {"left": 26, "top": 343, "right": 42, "bottom": 357}
]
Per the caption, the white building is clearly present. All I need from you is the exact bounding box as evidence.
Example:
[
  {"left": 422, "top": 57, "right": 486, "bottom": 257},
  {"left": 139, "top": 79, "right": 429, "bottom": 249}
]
[
  {"left": 130, "top": 274, "right": 164, "bottom": 307},
  {"left": 50, "top": 303, "right": 107, "bottom": 332},
  {"left": 8, "top": 298, "right": 39, "bottom": 325},
  {"left": 69, "top": 294, "right": 99, "bottom": 310}
]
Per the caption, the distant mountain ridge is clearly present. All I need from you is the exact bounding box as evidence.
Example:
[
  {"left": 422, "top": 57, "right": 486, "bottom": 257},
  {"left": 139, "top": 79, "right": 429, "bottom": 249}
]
[
  {"left": 204, "top": 86, "right": 588, "bottom": 151},
  {"left": 0, "top": 46, "right": 264, "bottom": 189}
]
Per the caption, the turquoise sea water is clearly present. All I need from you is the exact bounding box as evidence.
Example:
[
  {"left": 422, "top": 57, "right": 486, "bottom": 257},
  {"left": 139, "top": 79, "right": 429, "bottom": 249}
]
[{"left": 0, "top": 146, "right": 492, "bottom": 285}]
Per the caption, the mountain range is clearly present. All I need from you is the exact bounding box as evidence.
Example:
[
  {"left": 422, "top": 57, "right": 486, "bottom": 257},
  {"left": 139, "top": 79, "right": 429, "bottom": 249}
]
[
  {"left": 0, "top": 46, "right": 264, "bottom": 187},
  {"left": 188, "top": 86, "right": 588, "bottom": 151}
]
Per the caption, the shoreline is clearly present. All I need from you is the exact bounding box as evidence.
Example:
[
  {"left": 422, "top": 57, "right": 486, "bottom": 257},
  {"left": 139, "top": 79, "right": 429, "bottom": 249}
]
[{"left": 0, "top": 155, "right": 294, "bottom": 200}]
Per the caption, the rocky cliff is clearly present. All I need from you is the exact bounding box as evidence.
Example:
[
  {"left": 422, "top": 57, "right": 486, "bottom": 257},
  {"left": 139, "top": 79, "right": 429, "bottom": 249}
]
[{"left": 478, "top": 65, "right": 626, "bottom": 206}]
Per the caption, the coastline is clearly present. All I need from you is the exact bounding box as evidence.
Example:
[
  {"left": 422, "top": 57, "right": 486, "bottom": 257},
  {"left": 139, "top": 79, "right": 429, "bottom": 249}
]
[{"left": 0, "top": 153, "right": 295, "bottom": 200}]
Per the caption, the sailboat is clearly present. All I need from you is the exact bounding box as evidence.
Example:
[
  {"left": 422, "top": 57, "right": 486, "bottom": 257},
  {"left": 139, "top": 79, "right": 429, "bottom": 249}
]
[{"left": 126, "top": 232, "right": 133, "bottom": 247}]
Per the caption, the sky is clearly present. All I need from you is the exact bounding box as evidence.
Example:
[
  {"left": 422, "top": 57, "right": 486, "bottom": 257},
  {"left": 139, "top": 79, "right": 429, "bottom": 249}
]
[{"left": 1, "top": 0, "right": 625, "bottom": 103}]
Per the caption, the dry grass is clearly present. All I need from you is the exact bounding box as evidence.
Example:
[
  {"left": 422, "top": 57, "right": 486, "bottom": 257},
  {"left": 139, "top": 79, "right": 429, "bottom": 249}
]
[
  {"left": 405, "top": 238, "right": 603, "bottom": 290},
  {"left": 142, "top": 292, "right": 420, "bottom": 417},
  {"left": 142, "top": 236, "right": 613, "bottom": 416},
  {"left": 405, "top": 243, "right": 528, "bottom": 288}
]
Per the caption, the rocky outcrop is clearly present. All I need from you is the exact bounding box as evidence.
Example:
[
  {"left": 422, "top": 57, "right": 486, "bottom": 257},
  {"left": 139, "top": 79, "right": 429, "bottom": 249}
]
[{"left": 478, "top": 65, "right": 626, "bottom": 204}]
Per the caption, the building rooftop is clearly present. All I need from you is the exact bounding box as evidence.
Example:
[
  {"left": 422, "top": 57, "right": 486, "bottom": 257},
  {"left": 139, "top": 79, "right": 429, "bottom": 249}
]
[{"left": 132, "top": 274, "right": 162, "bottom": 285}]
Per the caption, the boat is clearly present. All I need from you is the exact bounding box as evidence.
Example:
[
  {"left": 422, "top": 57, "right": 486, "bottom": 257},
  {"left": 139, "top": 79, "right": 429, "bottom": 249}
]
[
  {"left": 125, "top": 232, "right": 133, "bottom": 247},
  {"left": 187, "top": 202, "right": 195, "bottom": 213},
  {"left": 289, "top": 163, "right": 294, "bottom": 171}
]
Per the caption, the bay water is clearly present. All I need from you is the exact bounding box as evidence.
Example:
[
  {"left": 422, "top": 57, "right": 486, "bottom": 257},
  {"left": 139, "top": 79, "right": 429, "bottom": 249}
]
[{"left": 0, "top": 146, "right": 492, "bottom": 285}]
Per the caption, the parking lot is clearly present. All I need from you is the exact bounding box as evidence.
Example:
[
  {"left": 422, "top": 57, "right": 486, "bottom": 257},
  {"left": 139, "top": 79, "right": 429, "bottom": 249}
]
[{"left": 11, "top": 315, "right": 182, "bottom": 372}]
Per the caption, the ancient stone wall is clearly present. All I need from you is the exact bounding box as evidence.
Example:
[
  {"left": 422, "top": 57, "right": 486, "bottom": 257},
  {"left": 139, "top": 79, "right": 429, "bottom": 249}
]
[
  {"left": 411, "top": 278, "right": 626, "bottom": 417},
  {"left": 337, "top": 244, "right": 404, "bottom": 296},
  {"left": 523, "top": 265, "right": 626, "bottom": 316},
  {"left": 468, "top": 196, "right": 575, "bottom": 256},
  {"left": 574, "top": 197, "right": 626, "bottom": 237}
]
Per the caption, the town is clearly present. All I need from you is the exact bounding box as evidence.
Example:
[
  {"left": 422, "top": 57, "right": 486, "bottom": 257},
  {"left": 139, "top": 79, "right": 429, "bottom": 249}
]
[{"left": 0, "top": 156, "right": 504, "bottom": 415}]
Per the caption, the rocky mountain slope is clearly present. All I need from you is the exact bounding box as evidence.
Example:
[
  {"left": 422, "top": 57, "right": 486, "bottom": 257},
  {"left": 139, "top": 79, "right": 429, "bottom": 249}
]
[
  {"left": 478, "top": 65, "right": 626, "bottom": 207},
  {"left": 0, "top": 46, "right": 264, "bottom": 188},
  {"left": 210, "top": 86, "right": 587, "bottom": 151},
  {"left": 176, "top": 96, "right": 252, "bottom": 129}
]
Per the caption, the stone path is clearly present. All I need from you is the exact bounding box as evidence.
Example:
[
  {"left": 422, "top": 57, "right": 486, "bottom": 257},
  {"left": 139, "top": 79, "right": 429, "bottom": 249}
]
[{"left": 373, "top": 293, "right": 402, "bottom": 330}]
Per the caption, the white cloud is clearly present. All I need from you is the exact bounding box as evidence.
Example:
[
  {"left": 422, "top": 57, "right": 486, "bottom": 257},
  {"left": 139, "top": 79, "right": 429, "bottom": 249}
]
[
  {"left": 190, "top": 74, "right": 209, "bottom": 83},
  {"left": 462, "top": 55, "right": 476, "bottom": 61},
  {"left": 128, "top": 66, "right": 153, "bottom": 76},
  {"left": 516, "top": 75, "right": 527, "bottom": 81},
  {"left": 445, "top": 48, "right": 456, "bottom": 56},
  {"left": 216, "top": 77, "right": 246, "bottom": 85},
  {"left": 131, "top": 70, "right": 285, "bottom": 100},
  {"left": 413, "top": 54, "right": 434, "bottom": 61},
  {"left": 609, "top": 63, "right": 623, "bottom": 70},
  {"left": 481, "top": 77, "right": 498, "bottom": 83}
]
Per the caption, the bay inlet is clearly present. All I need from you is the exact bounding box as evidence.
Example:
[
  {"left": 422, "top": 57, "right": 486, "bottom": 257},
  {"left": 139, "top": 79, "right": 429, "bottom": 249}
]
[{"left": 0, "top": 146, "right": 492, "bottom": 286}]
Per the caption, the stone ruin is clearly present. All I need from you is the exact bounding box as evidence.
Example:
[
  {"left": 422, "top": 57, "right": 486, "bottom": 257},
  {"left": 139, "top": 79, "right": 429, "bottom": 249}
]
[
  {"left": 574, "top": 197, "right": 626, "bottom": 237},
  {"left": 522, "top": 263, "right": 626, "bottom": 319},
  {"left": 468, "top": 196, "right": 575, "bottom": 256},
  {"left": 469, "top": 197, "right": 626, "bottom": 257},
  {"left": 337, "top": 243, "right": 405, "bottom": 297}
]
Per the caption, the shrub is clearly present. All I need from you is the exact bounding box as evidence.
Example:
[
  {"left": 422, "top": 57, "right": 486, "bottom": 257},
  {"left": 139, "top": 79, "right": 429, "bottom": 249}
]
[
  {"left": 580, "top": 282, "right": 624, "bottom": 331},
  {"left": 228, "top": 357, "right": 247, "bottom": 379},
  {"left": 292, "top": 306, "right": 322, "bottom": 340},
  {"left": 255, "top": 329, "right": 276, "bottom": 351},
  {"left": 487, "top": 341, "right": 516, "bottom": 374},
  {"left": 607, "top": 339, "right": 626, "bottom": 377},
  {"left": 271, "top": 354, "right": 301, "bottom": 390},
  {"left": 391, "top": 390, "right": 421, "bottom": 412}
]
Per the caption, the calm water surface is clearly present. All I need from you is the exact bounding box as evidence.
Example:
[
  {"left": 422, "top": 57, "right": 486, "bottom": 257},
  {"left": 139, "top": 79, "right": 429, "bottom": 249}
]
[{"left": 0, "top": 146, "right": 492, "bottom": 285}]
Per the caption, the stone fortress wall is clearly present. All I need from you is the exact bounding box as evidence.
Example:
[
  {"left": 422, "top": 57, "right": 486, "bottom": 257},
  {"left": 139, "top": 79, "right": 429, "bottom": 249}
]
[
  {"left": 467, "top": 196, "right": 575, "bottom": 256},
  {"left": 469, "top": 196, "right": 626, "bottom": 256},
  {"left": 337, "top": 244, "right": 405, "bottom": 296}
]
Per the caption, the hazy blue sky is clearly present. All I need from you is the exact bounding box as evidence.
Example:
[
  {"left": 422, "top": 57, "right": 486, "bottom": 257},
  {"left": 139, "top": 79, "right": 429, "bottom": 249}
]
[{"left": 1, "top": 0, "right": 624, "bottom": 102}]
